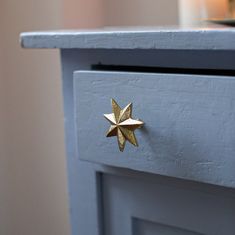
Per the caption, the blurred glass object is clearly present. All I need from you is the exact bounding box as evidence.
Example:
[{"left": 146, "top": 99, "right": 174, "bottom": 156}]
[
  {"left": 179, "top": 0, "right": 228, "bottom": 27},
  {"left": 228, "top": 0, "right": 235, "bottom": 17}
]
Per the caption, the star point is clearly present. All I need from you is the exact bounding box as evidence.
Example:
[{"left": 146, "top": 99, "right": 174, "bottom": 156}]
[{"left": 104, "top": 99, "right": 144, "bottom": 152}]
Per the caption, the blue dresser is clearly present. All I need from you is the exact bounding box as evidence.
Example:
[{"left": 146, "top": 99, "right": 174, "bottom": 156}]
[{"left": 21, "top": 28, "right": 235, "bottom": 235}]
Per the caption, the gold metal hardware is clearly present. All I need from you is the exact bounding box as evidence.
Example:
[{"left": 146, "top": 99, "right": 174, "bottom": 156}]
[{"left": 104, "top": 99, "right": 144, "bottom": 152}]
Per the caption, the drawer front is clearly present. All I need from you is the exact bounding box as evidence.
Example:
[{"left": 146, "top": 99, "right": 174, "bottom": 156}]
[{"left": 74, "top": 71, "right": 235, "bottom": 188}]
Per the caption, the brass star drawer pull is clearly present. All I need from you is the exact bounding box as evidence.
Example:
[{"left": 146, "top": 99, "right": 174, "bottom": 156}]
[{"left": 104, "top": 99, "right": 144, "bottom": 152}]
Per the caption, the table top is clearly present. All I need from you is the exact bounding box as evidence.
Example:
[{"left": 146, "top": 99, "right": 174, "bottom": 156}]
[{"left": 20, "top": 27, "right": 235, "bottom": 51}]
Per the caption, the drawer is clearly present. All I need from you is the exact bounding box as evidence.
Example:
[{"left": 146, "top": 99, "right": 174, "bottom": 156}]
[{"left": 74, "top": 71, "right": 235, "bottom": 188}]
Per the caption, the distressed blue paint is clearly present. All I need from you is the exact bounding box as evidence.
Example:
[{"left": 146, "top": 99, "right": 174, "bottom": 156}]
[
  {"left": 21, "top": 29, "right": 235, "bottom": 235},
  {"left": 20, "top": 28, "right": 235, "bottom": 50},
  {"left": 74, "top": 71, "right": 235, "bottom": 188}
]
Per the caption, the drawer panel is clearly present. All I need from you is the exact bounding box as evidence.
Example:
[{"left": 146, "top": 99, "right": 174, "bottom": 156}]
[{"left": 74, "top": 71, "right": 235, "bottom": 188}]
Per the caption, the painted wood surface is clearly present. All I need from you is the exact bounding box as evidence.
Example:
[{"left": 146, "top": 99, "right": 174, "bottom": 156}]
[
  {"left": 20, "top": 27, "right": 235, "bottom": 234},
  {"left": 102, "top": 173, "right": 235, "bottom": 235},
  {"left": 58, "top": 49, "right": 235, "bottom": 235},
  {"left": 20, "top": 27, "right": 235, "bottom": 50},
  {"left": 60, "top": 51, "right": 104, "bottom": 235},
  {"left": 74, "top": 71, "right": 235, "bottom": 189}
]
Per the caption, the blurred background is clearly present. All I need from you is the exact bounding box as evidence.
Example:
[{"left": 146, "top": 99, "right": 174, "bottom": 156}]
[{"left": 0, "top": 0, "right": 232, "bottom": 234}]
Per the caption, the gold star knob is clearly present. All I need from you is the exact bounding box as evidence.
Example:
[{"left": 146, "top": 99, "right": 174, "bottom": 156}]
[{"left": 104, "top": 99, "right": 144, "bottom": 152}]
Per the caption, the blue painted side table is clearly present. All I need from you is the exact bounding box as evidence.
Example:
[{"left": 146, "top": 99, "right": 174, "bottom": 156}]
[{"left": 21, "top": 28, "right": 235, "bottom": 235}]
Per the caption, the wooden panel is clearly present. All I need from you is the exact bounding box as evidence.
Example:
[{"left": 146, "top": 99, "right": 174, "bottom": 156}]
[
  {"left": 102, "top": 173, "right": 235, "bottom": 235},
  {"left": 74, "top": 71, "right": 235, "bottom": 188}
]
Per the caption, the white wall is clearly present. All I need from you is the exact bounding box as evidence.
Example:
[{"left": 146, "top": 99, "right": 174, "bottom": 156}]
[
  {"left": 62, "top": 0, "right": 178, "bottom": 28},
  {"left": 0, "top": 74, "right": 7, "bottom": 234},
  {"left": 0, "top": 0, "right": 70, "bottom": 234},
  {"left": 104, "top": 0, "right": 178, "bottom": 26},
  {"left": 0, "top": 20, "right": 8, "bottom": 235},
  {"left": 63, "top": 0, "right": 105, "bottom": 28}
]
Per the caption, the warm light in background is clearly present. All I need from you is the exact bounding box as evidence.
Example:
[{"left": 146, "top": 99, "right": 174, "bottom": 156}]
[
  {"left": 179, "top": 0, "right": 229, "bottom": 27},
  {"left": 228, "top": 0, "right": 235, "bottom": 17}
]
